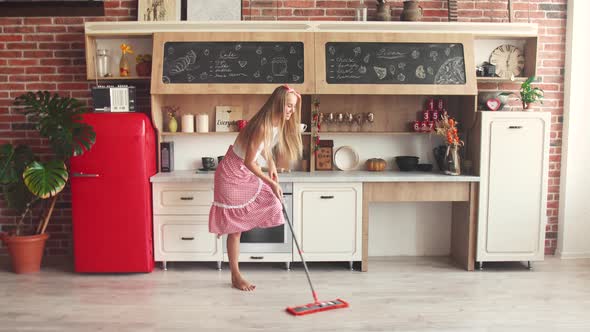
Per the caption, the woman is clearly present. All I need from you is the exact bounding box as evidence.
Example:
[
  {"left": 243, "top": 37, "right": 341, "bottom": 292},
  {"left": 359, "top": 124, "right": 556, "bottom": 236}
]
[{"left": 209, "top": 85, "right": 303, "bottom": 291}]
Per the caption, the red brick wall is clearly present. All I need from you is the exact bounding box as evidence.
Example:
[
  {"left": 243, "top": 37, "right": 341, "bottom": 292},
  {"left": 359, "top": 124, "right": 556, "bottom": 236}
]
[{"left": 0, "top": 0, "right": 566, "bottom": 257}]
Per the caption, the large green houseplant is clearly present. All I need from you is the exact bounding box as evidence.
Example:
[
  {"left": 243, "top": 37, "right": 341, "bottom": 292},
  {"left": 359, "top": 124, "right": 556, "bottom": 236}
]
[{"left": 0, "top": 91, "right": 95, "bottom": 273}]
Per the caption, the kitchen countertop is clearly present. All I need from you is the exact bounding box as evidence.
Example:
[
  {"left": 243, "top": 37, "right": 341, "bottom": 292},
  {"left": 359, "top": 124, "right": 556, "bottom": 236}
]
[{"left": 150, "top": 170, "right": 480, "bottom": 183}]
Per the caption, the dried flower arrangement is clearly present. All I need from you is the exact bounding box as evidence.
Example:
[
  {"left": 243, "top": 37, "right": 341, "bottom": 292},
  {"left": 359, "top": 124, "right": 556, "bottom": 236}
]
[{"left": 434, "top": 114, "right": 464, "bottom": 147}]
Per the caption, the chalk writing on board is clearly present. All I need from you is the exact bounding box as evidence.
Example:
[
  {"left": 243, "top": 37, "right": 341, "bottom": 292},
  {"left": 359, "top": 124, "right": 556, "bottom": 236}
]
[
  {"left": 163, "top": 42, "right": 304, "bottom": 84},
  {"left": 326, "top": 42, "right": 465, "bottom": 85}
]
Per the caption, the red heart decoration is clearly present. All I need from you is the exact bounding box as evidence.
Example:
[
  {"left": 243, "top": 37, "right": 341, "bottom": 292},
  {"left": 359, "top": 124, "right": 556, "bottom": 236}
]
[{"left": 486, "top": 98, "right": 501, "bottom": 111}]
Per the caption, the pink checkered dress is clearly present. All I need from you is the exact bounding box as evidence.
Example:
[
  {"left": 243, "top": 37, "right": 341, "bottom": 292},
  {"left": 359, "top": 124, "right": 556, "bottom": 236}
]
[{"left": 208, "top": 145, "right": 284, "bottom": 235}]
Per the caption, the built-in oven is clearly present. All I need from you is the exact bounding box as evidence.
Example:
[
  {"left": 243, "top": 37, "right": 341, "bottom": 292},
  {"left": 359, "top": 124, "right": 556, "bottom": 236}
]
[{"left": 223, "top": 182, "right": 294, "bottom": 268}]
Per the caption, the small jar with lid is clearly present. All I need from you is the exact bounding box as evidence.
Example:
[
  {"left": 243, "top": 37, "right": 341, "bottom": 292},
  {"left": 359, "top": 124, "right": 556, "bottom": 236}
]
[{"left": 96, "top": 49, "right": 111, "bottom": 78}]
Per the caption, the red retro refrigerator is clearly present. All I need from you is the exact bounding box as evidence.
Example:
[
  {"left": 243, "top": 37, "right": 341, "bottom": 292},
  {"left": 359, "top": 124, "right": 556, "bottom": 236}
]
[{"left": 70, "top": 113, "right": 156, "bottom": 273}]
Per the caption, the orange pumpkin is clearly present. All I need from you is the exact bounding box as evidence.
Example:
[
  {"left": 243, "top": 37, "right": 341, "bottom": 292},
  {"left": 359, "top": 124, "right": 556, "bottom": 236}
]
[{"left": 366, "top": 158, "right": 387, "bottom": 171}]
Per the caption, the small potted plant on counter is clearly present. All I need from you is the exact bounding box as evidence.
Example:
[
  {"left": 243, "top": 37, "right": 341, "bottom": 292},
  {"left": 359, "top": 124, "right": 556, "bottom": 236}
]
[
  {"left": 0, "top": 91, "right": 95, "bottom": 273},
  {"left": 135, "top": 54, "right": 152, "bottom": 77}
]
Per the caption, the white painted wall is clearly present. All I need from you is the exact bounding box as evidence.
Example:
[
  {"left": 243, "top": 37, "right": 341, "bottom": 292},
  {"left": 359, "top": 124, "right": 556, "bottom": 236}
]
[
  {"left": 557, "top": 0, "right": 590, "bottom": 258},
  {"left": 368, "top": 202, "right": 452, "bottom": 256}
]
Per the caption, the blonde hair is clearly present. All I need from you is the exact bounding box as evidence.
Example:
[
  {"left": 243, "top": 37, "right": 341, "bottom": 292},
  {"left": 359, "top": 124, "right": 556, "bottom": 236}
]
[{"left": 236, "top": 85, "right": 303, "bottom": 163}]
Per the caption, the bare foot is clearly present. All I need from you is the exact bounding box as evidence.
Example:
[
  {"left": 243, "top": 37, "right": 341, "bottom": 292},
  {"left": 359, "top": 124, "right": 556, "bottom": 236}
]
[{"left": 231, "top": 274, "right": 256, "bottom": 291}]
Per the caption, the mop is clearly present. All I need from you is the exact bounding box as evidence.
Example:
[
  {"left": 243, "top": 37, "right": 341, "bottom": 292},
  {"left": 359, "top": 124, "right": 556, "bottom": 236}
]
[{"left": 282, "top": 203, "right": 349, "bottom": 316}]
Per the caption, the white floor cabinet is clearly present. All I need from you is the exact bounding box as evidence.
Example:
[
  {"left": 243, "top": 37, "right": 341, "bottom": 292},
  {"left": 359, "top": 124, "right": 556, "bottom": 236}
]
[
  {"left": 476, "top": 112, "right": 550, "bottom": 268},
  {"left": 152, "top": 182, "right": 222, "bottom": 270},
  {"left": 293, "top": 182, "right": 362, "bottom": 266}
]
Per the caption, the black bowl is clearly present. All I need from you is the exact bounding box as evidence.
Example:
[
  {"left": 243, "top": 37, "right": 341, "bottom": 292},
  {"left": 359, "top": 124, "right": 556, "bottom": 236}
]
[
  {"left": 395, "top": 156, "right": 419, "bottom": 171},
  {"left": 416, "top": 163, "right": 433, "bottom": 172}
]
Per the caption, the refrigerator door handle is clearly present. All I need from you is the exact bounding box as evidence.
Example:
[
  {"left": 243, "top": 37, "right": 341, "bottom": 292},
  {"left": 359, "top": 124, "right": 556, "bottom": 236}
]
[{"left": 71, "top": 172, "right": 100, "bottom": 178}]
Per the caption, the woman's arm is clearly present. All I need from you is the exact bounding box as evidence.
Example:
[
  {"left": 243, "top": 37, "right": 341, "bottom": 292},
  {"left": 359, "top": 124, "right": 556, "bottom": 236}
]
[{"left": 243, "top": 130, "right": 282, "bottom": 198}]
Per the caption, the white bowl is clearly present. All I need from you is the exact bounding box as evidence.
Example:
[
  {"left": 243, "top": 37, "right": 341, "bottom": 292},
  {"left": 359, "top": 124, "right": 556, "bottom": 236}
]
[{"left": 334, "top": 146, "right": 359, "bottom": 171}]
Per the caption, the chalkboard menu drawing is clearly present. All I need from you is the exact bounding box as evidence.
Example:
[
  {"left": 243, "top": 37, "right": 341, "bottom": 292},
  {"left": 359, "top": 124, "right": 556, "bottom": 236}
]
[
  {"left": 162, "top": 42, "right": 304, "bottom": 84},
  {"left": 215, "top": 106, "right": 243, "bottom": 132},
  {"left": 325, "top": 42, "right": 466, "bottom": 85}
]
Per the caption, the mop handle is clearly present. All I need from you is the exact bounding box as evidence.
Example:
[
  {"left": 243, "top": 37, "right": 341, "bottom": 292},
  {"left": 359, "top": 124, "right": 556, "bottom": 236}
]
[{"left": 282, "top": 203, "right": 319, "bottom": 303}]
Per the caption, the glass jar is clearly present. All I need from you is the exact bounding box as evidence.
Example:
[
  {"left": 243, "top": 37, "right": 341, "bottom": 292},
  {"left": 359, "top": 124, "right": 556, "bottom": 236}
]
[
  {"left": 119, "top": 53, "right": 130, "bottom": 77},
  {"left": 444, "top": 145, "right": 461, "bottom": 176},
  {"left": 96, "top": 49, "right": 111, "bottom": 78}
]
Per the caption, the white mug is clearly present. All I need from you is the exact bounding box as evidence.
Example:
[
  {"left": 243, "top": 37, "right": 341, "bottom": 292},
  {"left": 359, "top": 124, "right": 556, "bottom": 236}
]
[{"left": 299, "top": 123, "right": 307, "bottom": 132}]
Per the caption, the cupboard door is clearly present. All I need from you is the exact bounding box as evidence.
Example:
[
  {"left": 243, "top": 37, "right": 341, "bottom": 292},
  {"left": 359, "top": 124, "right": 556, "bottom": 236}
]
[
  {"left": 486, "top": 119, "right": 544, "bottom": 254},
  {"left": 301, "top": 189, "right": 357, "bottom": 256}
]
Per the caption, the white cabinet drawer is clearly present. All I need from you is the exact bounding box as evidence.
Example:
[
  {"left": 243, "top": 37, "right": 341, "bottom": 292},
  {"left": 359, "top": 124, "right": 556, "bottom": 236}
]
[
  {"left": 154, "top": 215, "right": 223, "bottom": 262},
  {"left": 153, "top": 182, "right": 213, "bottom": 215},
  {"left": 162, "top": 224, "right": 214, "bottom": 253}
]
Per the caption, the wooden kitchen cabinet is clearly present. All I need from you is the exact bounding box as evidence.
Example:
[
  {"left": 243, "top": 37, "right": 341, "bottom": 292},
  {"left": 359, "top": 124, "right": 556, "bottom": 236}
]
[
  {"left": 150, "top": 31, "right": 315, "bottom": 95},
  {"left": 293, "top": 183, "right": 362, "bottom": 263},
  {"left": 475, "top": 112, "right": 550, "bottom": 268},
  {"left": 152, "top": 182, "right": 222, "bottom": 270}
]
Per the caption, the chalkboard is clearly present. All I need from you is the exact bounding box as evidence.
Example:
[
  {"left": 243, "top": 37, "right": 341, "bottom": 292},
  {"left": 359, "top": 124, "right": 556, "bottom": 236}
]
[
  {"left": 162, "top": 42, "right": 304, "bottom": 84},
  {"left": 326, "top": 42, "right": 466, "bottom": 85}
]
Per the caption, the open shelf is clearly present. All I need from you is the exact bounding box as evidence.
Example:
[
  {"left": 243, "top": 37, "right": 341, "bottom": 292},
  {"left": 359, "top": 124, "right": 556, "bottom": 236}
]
[
  {"left": 477, "top": 77, "right": 528, "bottom": 83},
  {"left": 318, "top": 131, "right": 433, "bottom": 135},
  {"left": 91, "top": 76, "right": 150, "bottom": 81},
  {"left": 161, "top": 131, "right": 312, "bottom": 136},
  {"left": 161, "top": 132, "right": 238, "bottom": 136}
]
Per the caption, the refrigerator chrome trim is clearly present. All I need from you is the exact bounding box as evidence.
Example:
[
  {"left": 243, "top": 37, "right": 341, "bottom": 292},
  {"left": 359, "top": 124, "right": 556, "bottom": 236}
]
[{"left": 71, "top": 172, "right": 100, "bottom": 178}]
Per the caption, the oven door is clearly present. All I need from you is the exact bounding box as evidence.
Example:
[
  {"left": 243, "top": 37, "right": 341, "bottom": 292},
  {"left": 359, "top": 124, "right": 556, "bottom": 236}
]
[
  {"left": 222, "top": 187, "right": 293, "bottom": 255},
  {"left": 238, "top": 192, "right": 293, "bottom": 253}
]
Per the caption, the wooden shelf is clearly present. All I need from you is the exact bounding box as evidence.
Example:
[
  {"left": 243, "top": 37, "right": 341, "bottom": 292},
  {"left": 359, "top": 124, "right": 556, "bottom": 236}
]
[
  {"left": 161, "top": 132, "right": 312, "bottom": 136},
  {"left": 477, "top": 77, "right": 528, "bottom": 83},
  {"left": 161, "top": 132, "right": 238, "bottom": 136},
  {"left": 90, "top": 76, "right": 150, "bottom": 81},
  {"left": 318, "top": 131, "right": 433, "bottom": 135}
]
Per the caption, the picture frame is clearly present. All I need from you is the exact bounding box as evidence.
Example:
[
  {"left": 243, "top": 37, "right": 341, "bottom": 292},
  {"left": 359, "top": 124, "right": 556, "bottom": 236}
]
[
  {"left": 215, "top": 106, "right": 243, "bottom": 132},
  {"left": 184, "top": 0, "right": 242, "bottom": 21},
  {"left": 138, "top": 0, "right": 181, "bottom": 22}
]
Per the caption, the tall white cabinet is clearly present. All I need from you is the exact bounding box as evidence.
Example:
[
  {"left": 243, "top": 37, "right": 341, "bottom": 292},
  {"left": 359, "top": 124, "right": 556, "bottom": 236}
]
[{"left": 476, "top": 112, "right": 551, "bottom": 268}]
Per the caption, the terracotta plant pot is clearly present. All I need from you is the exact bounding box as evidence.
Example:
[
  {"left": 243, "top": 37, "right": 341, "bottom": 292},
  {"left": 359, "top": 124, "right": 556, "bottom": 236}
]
[
  {"left": 136, "top": 62, "right": 152, "bottom": 77},
  {"left": 0, "top": 233, "right": 49, "bottom": 273}
]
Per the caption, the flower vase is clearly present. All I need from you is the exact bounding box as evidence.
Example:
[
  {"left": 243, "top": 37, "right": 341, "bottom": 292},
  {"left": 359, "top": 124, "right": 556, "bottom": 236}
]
[
  {"left": 168, "top": 116, "right": 178, "bottom": 132},
  {"left": 444, "top": 145, "right": 461, "bottom": 175},
  {"left": 119, "top": 53, "right": 130, "bottom": 77},
  {"left": 375, "top": 3, "right": 391, "bottom": 21}
]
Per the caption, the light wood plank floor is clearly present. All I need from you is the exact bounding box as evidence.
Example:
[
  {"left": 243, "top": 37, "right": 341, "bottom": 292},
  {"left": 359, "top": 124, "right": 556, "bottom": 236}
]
[{"left": 1, "top": 257, "right": 589, "bottom": 332}]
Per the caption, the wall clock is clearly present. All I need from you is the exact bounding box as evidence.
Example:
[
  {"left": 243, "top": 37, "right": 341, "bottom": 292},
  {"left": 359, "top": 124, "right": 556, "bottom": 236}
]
[{"left": 489, "top": 44, "right": 525, "bottom": 79}]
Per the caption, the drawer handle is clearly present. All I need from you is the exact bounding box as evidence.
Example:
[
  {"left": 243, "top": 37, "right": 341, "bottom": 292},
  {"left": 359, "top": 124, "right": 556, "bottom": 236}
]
[
  {"left": 320, "top": 195, "right": 334, "bottom": 199},
  {"left": 180, "top": 196, "right": 194, "bottom": 201},
  {"left": 508, "top": 125, "right": 523, "bottom": 129},
  {"left": 250, "top": 256, "right": 264, "bottom": 260},
  {"left": 181, "top": 237, "right": 195, "bottom": 241}
]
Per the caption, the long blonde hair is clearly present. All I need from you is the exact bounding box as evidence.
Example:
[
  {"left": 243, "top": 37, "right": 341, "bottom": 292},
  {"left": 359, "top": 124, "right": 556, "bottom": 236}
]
[{"left": 236, "top": 85, "right": 303, "bottom": 163}]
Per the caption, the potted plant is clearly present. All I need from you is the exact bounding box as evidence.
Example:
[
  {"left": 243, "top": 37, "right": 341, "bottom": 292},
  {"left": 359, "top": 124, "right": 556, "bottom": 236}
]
[
  {"left": 0, "top": 91, "right": 95, "bottom": 273},
  {"left": 135, "top": 54, "right": 152, "bottom": 77},
  {"left": 501, "top": 76, "right": 544, "bottom": 110}
]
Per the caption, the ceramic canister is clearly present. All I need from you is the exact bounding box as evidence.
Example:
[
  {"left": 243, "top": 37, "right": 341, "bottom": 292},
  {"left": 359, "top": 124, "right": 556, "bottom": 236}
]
[
  {"left": 196, "top": 113, "right": 209, "bottom": 133},
  {"left": 181, "top": 114, "right": 195, "bottom": 133}
]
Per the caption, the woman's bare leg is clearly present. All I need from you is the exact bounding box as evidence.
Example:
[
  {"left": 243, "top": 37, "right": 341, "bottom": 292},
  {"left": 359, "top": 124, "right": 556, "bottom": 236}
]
[{"left": 227, "top": 232, "right": 255, "bottom": 291}]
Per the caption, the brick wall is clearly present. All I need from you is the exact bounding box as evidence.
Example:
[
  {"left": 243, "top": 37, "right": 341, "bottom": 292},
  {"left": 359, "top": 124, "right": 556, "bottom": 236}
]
[{"left": 0, "top": 0, "right": 566, "bottom": 257}]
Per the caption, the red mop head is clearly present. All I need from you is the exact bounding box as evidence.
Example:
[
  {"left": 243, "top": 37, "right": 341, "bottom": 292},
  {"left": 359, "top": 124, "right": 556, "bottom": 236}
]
[{"left": 286, "top": 298, "right": 349, "bottom": 316}]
